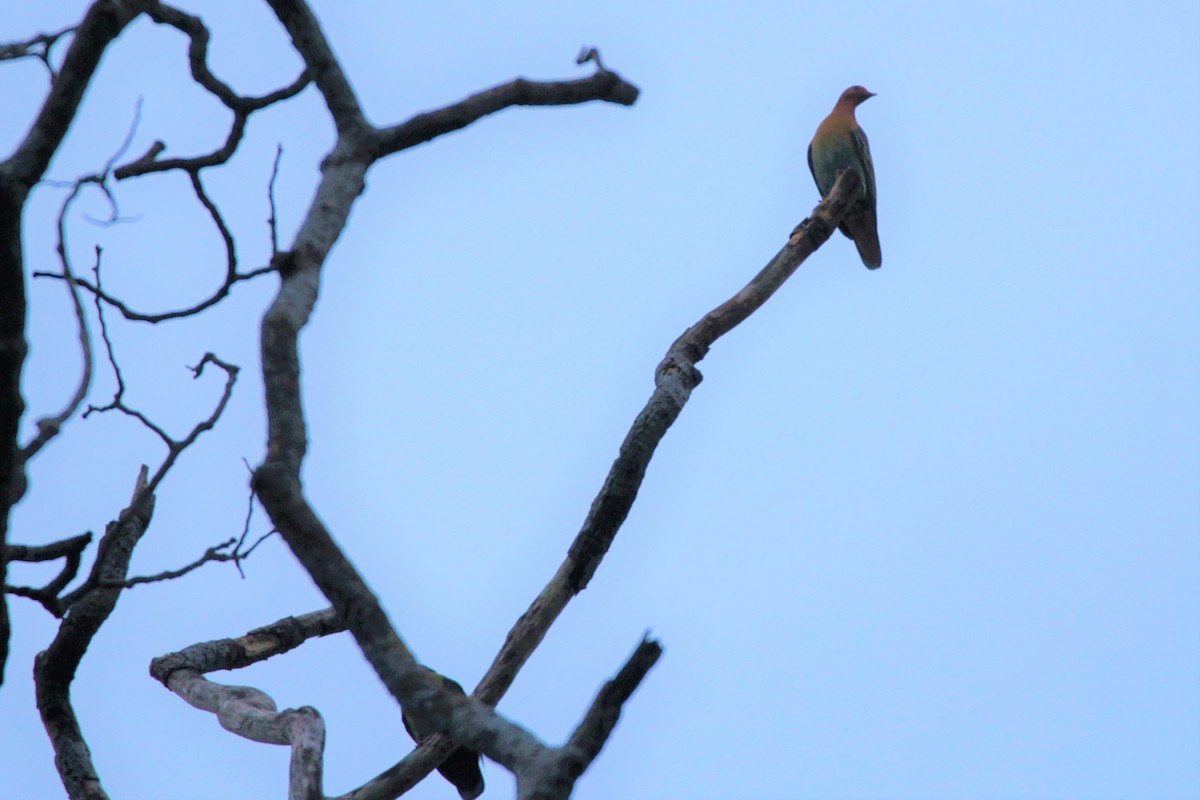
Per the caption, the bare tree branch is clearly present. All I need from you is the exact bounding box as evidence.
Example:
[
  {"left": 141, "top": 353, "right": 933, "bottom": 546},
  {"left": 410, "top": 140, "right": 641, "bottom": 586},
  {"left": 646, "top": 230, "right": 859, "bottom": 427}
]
[
  {"left": 248, "top": 6, "right": 660, "bottom": 796},
  {"left": 82, "top": 264, "right": 172, "bottom": 443},
  {"left": 342, "top": 169, "right": 862, "bottom": 800},
  {"left": 4, "top": 533, "right": 93, "bottom": 617},
  {"left": 150, "top": 609, "right": 347, "bottom": 800},
  {"left": 111, "top": 523, "right": 275, "bottom": 589},
  {"left": 262, "top": 0, "right": 366, "bottom": 134},
  {"left": 494, "top": 168, "right": 863, "bottom": 673},
  {"left": 164, "top": 673, "right": 327, "bottom": 800},
  {"left": 111, "top": 3, "right": 310, "bottom": 180},
  {"left": 27, "top": 306, "right": 246, "bottom": 792},
  {"left": 0, "top": 26, "right": 76, "bottom": 79},
  {"left": 578, "top": 168, "right": 866, "bottom": 570},
  {"left": 18, "top": 188, "right": 96, "bottom": 463},
  {"left": 4, "top": 533, "right": 92, "bottom": 566},
  {"left": 115, "top": 538, "right": 237, "bottom": 587},
  {"left": 153, "top": 608, "right": 345, "bottom": 680},
  {"left": 267, "top": 145, "right": 284, "bottom": 255},
  {"left": 34, "top": 102, "right": 276, "bottom": 321},
  {"left": 374, "top": 61, "right": 639, "bottom": 157},
  {"left": 16, "top": 87, "right": 147, "bottom": 460},
  {"left": 144, "top": 4, "right": 301, "bottom": 111},
  {"left": 35, "top": 166, "right": 275, "bottom": 323},
  {"left": 80, "top": 255, "right": 241, "bottom": 454},
  {"left": 558, "top": 636, "right": 663, "bottom": 779},
  {"left": 511, "top": 638, "right": 662, "bottom": 800},
  {"left": 240, "top": 5, "right": 681, "bottom": 798},
  {"left": 1, "top": 0, "right": 155, "bottom": 687},
  {"left": 57, "top": 349, "right": 238, "bottom": 616},
  {"left": 3, "top": 1, "right": 150, "bottom": 190},
  {"left": 34, "top": 467, "right": 154, "bottom": 800}
]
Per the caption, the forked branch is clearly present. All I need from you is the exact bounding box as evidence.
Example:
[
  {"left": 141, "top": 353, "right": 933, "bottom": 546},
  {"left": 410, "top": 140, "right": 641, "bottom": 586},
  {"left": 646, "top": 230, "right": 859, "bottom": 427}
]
[{"left": 340, "top": 170, "right": 862, "bottom": 800}]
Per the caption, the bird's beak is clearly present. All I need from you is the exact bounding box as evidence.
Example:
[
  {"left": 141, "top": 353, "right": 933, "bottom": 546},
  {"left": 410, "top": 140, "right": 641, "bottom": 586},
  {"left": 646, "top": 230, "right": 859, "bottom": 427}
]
[{"left": 866, "top": 91, "right": 877, "bottom": 98}]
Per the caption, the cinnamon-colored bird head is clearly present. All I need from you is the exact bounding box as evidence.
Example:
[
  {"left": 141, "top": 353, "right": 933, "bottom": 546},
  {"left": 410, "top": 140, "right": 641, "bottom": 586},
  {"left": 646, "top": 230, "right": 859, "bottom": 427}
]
[{"left": 837, "top": 85, "right": 877, "bottom": 107}]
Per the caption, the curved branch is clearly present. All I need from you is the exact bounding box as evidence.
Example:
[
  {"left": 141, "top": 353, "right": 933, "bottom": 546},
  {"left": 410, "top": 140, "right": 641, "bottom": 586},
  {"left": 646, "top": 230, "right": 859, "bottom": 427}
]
[
  {"left": 374, "top": 66, "right": 640, "bottom": 157},
  {"left": 145, "top": 4, "right": 273, "bottom": 108},
  {"left": 0, "top": 25, "right": 75, "bottom": 79},
  {"left": 114, "top": 111, "right": 246, "bottom": 180},
  {"left": 34, "top": 265, "right": 275, "bottom": 324},
  {"left": 35, "top": 169, "right": 274, "bottom": 322},
  {"left": 164, "top": 671, "right": 326, "bottom": 799},
  {"left": 4, "top": 533, "right": 92, "bottom": 617},
  {"left": 3, "top": 1, "right": 147, "bottom": 189},
  {"left": 263, "top": 0, "right": 366, "bottom": 133},
  {"left": 150, "top": 610, "right": 347, "bottom": 800},
  {"left": 19, "top": 184, "right": 96, "bottom": 463},
  {"left": 111, "top": 73, "right": 307, "bottom": 180},
  {"left": 113, "top": 3, "right": 310, "bottom": 180}
]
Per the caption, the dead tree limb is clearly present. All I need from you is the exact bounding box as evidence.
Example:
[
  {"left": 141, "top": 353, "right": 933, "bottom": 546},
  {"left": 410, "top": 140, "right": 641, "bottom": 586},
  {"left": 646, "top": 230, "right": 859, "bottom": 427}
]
[
  {"left": 112, "top": 4, "right": 310, "bottom": 180},
  {"left": 0, "top": 0, "right": 154, "bottom": 687},
  {"left": 34, "top": 468, "right": 155, "bottom": 800},
  {"left": 517, "top": 636, "right": 663, "bottom": 800},
  {"left": 4, "top": 533, "right": 93, "bottom": 616},
  {"left": 249, "top": 2, "right": 646, "bottom": 796},
  {"left": 149, "top": 610, "right": 345, "bottom": 800},
  {"left": 345, "top": 168, "right": 863, "bottom": 800},
  {"left": 0, "top": 25, "right": 76, "bottom": 78},
  {"left": 374, "top": 68, "right": 639, "bottom": 157}
]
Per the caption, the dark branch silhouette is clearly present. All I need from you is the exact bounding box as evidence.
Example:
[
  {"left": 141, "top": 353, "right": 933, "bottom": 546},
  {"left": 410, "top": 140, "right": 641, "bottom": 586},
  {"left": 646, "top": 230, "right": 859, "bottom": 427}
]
[
  {"left": 0, "top": 25, "right": 76, "bottom": 78},
  {"left": 0, "top": 3, "right": 863, "bottom": 798},
  {"left": 35, "top": 467, "right": 155, "bottom": 800},
  {"left": 4, "top": 533, "right": 93, "bottom": 617},
  {"left": 2, "top": 0, "right": 155, "bottom": 689}
]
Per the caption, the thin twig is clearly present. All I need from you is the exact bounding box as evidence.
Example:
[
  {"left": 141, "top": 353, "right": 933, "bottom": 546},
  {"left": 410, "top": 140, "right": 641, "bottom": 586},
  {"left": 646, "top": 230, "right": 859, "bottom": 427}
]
[
  {"left": 33, "top": 166, "right": 272, "bottom": 323},
  {"left": 60, "top": 353, "right": 239, "bottom": 611},
  {"left": 82, "top": 259, "right": 174, "bottom": 445},
  {"left": 0, "top": 25, "right": 75, "bottom": 79},
  {"left": 20, "top": 98, "right": 162, "bottom": 460},
  {"left": 114, "top": 538, "right": 236, "bottom": 587},
  {"left": 18, "top": 202, "right": 94, "bottom": 463},
  {"left": 33, "top": 264, "right": 276, "bottom": 323},
  {"left": 267, "top": 144, "right": 284, "bottom": 255}
]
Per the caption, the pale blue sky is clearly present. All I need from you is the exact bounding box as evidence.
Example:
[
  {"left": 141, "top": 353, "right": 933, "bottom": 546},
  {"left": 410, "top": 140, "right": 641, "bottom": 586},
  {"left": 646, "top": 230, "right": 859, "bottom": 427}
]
[{"left": 3, "top": 2, "right": 1198, "bottom": 799}]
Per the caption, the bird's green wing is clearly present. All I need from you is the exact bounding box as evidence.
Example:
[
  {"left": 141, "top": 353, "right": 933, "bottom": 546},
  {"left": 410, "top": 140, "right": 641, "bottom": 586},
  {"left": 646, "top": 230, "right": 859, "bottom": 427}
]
[
  {"left": 806, "top": 141, "right": 821, "bottom": 195},
  {"left": 849, "top": 127, "right": 876, "bottom": 207}
]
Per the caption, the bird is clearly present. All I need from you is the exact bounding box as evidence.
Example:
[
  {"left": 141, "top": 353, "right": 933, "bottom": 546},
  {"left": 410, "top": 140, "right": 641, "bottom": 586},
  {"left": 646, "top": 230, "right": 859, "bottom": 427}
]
[
  {"left": 807, "top": 85, "right": 881, "bottom": 269},
  {"left": 401, "top": 669, "right": 485, "bottom": 800}
]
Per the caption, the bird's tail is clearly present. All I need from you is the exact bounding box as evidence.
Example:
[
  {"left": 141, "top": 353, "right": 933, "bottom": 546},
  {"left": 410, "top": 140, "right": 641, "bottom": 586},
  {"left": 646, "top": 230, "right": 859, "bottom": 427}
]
[
  {"left": 846, "top": 207, "right": 882, "bottom": 269},
  {"left": 854, "top": 231, "right": 882, "bottom": 269}
]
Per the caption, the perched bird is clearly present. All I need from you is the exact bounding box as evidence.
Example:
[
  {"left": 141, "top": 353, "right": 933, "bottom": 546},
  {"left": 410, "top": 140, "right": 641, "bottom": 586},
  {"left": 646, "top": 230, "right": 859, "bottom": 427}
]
[
  {"left": 807, "top": 85, "right": 882, "bottom": 269},
  {"left": 401, "top": 669, "right": 485, "bottom": 800}
]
